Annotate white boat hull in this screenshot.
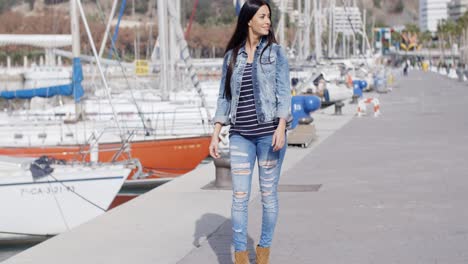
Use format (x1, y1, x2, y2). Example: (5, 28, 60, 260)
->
(0, 157, 131, 235)
(23, 67, 71, 80)
(326, 84, 353, 102)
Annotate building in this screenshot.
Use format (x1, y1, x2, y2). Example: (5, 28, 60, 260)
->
(420, 0, 451, 32)
(447, 0, 468, 21)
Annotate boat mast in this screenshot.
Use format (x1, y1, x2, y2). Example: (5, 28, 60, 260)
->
(157, 0, 170, 101)
(297, 0, 304, 61)
(362, 8, 366, 55)
(166, 0, 211, 120)
(313, 0, 322, 61)
(277, 0, 286, 47)
(168, 0, 181, 94)
(89, 0, 119, 83)
(98, 0, 119, 58)
(71, 0, 84, 120)
(328, 0, 334, 57)
(75, 0, 124, 138)
(304, 0, 311, 59)
(71, 0, 80, 70)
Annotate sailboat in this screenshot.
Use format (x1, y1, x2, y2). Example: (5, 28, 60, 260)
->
(0, 155, 134, 241)
(0, 0, 212, 181)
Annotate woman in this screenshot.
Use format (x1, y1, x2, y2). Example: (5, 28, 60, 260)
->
(209, 1, 291, 263)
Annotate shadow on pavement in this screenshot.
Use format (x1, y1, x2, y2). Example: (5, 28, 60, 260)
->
(193, 213, 255, 264)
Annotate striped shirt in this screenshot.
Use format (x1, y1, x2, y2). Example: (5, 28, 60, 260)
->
(230, 63, 277, 137)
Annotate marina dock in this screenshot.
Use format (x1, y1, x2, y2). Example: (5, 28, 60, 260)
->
(5, 70, 468, 263)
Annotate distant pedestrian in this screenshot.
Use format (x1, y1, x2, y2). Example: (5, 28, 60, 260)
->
(403, 62, 408, 76)
(209, 0, 291, 263)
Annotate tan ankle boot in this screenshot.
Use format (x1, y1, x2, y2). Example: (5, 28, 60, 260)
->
(234, 250, 250, 264)
(256, 246, 270, 264)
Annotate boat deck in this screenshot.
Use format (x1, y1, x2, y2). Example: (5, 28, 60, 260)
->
(5, 70, 468, 263)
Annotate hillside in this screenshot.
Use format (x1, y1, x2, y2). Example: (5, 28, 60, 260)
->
(2, 0, 419, 26)
(0, 0, 419, 61)
(0, 0, 419, 28)
(359, 0, 419, 27)
(0, 0, 237, 25)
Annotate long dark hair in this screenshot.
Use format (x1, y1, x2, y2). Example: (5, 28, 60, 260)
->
(223, 0, 277, 100)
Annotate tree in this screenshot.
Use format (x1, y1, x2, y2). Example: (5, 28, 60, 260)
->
(373, 0, 381, 8)
(392, 0, 404, 13)
(0, 0, 15, 13)
(436, 19, 455, 60)
(456, 11, 468, 63)
(44, 0, 67, 4)
(25, 0, 35, 10)
(404, 23, 420, 34)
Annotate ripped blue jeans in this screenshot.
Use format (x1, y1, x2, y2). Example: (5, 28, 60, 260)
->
(230, 133, 287, 252)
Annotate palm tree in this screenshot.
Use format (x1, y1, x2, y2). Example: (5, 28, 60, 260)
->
(456, 11, 468, 64)
(445, 20, 457, 50)
(420, 30, 432, 49)
(437, 19, 449, 61)
(405, 23, 420, 35)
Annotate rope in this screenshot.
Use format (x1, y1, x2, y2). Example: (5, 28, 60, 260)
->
(92, 0, 151, 136)
(47, 176, 71, 231)
(48, 173, 107, 212)
(339, 0, 371, 66)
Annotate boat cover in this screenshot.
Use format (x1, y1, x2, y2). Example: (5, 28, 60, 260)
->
(30, 156, 65, 179)
(0, 58, 84, 102)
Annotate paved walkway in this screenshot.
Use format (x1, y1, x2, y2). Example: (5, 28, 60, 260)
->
(6, 70, 468, 263)
(179, 70, 468, 263)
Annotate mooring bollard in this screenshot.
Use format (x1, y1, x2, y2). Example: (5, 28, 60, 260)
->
(456, 68, 464, 82)
(212, 127, 232, 189)
(213, 148, 231, 188)
(334, 101, 344, 115)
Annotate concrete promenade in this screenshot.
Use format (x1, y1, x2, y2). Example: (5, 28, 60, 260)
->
(5, 70, 468, 263)
(180, 70, 468, 263)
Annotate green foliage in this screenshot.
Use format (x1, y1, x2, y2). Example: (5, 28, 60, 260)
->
(404, 23, 420, 33)
(0, 0, 69, 13)
(44, 0, 68, 4)
(195, 0, 210, 24)
(420, 30, 432, 39)
(391, 30, 401, 43)
(393, 0, 404, 13)
(0, 0, 15, 13)
(25, 0, 34, 10)
(373, 0, 381, 8)
(134, 0, 148, 14)
(124, 0, 148, 15)
(375, 19, 388, 28)
(0, 49, 42, 65)
(269, 0, 280, 28)
(194, 0, 237, 25)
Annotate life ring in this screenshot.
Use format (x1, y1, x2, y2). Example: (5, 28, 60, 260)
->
(357, 98, 381, 117)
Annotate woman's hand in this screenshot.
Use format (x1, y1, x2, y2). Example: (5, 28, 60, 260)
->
(209, 123, 223, 159)
(271, 119, 286, 151)
(209, 136, 220, 159)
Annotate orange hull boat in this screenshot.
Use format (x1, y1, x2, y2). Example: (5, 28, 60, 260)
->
(0, 136, 211, 179)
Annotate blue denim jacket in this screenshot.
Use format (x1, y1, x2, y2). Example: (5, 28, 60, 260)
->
(213, 37, 291, 126)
